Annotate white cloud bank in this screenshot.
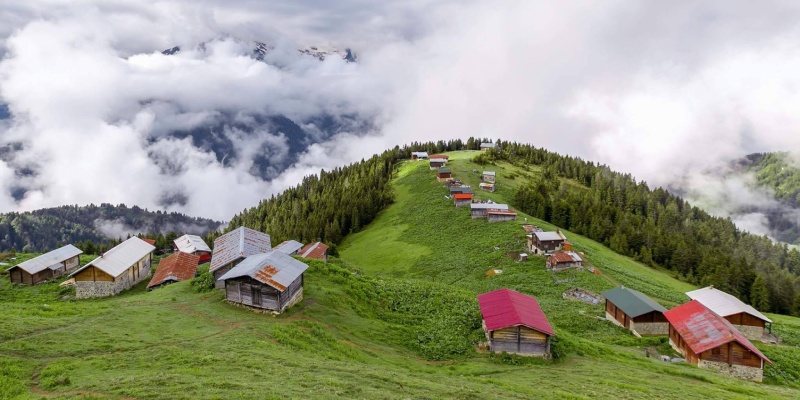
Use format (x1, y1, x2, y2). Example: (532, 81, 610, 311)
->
(2, 1, 800, 237)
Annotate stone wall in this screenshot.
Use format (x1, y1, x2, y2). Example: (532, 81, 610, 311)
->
(698, 360, 763, 382)
(632, 322, 668, 336)
(733, 324, 765, 342)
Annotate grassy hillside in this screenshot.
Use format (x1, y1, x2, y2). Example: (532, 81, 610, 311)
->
(2, 152, 800, 399)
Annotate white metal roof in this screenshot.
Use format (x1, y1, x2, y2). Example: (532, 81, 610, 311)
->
(480, 142, 496, 148)
(533, 231, 565, 241)
(411, 151, 429, 158)
(482, 171, 496, 176)
(11, 245, 83, 274)
(429, 157, 447, 162)
(471, 203, 509, 210)
(209, 227, 272, 272)
(174, 234, 212, 254)
(686, 286, 772, 323)
(71, 237, 155, 278)
(274, 240, 304, 255)
(217, 251, 309, 291)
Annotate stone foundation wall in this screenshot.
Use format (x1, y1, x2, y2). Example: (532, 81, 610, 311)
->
(698, 360, 763, 382)
(632, 322, 668, 336)
(75, 280, 124, 299)
(733, 324, 765, 342)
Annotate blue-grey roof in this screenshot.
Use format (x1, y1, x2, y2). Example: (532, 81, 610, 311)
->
(217, 251, 308, 291)
(274, 240, 304, 255)
(602, 286, 666, 318)
(12, 245, 82, 274)
(210, 227, 272, 273)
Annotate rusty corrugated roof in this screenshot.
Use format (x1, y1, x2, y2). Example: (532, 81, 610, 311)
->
(299, 242, 329, 260)
(209, 227, 272, 273)
(147, 252, 200, 289)
(549, 252, 581, 263)
(217, 251, 308, 291)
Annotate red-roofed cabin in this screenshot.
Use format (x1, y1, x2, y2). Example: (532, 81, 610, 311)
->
(664, 300, 772, 382)
(299, 242, 329, 261)
(141, 238, 156, 246)
(453, 193, 473, 207)
(478, 288, 555, 357)
(546, 252, 582, 271)
(147, 252, 200, 290)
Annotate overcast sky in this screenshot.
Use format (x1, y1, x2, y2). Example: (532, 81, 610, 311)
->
(2, 1, 800, 237)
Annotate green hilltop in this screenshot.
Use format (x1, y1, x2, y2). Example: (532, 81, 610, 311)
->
(2, 150, 800, 398)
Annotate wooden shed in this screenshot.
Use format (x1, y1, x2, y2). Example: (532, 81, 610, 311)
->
(664, 300, 771, 382)
(298, 242, 329, 261)
(601, 286, 668, 337)
(471, 203, 509, 218)
(527, 231, 566, 254)
(454, 193, 473, 207)
(173, 234, 212, 263)
(545, 252, 582, 271)
(482, 171, 496, 182)
(274, 240, 305, 256)
(436, 168, 452, 182)
(478, 288, 555, 357)
(209, 227, 272, 289)
(487, 209, 517, 222)
(147, 252, 200, 290)
(686, 286, 771, 341)
(218, 251, 309, 313)
(70, 237, 155, 299)
(7, 244, 83, 285)
(429, 158, 447, 169)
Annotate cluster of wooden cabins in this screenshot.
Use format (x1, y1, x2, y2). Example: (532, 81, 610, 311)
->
(6, 229, 329, 313)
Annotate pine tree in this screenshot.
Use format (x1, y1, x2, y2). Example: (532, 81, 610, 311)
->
(750, 276, 770, 312)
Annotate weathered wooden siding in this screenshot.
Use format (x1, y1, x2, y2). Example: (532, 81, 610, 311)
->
(633, 311, 668, 323)
(74, 266, 114, 282)
(224, 274, 304, 313)
(669, 325, 700, 365)
(489, 326, 549, 355)
(699, 342, 762, 368)
(213, 259, 242, 289)
(724, 313, 765, 328)
(64, 255, 80, 274)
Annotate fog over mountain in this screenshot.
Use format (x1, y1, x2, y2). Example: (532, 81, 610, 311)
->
(2, 1, 800, 238)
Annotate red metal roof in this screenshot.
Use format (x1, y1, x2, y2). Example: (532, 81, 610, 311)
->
(429, 154, 449, 159)
(141, 238, 156, 246)
(478, 288, 555, 336)
(664, 300, 771, 364)
(454, 193, 473, 200)
(299, 242, 329, 260)
(147, 252, 200, 289)
(549, 252, 580, 263)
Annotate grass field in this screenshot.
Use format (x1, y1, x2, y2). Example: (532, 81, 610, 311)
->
(1, 152, 800, 399)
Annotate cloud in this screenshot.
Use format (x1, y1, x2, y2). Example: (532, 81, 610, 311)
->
(2, 1, 800, 240)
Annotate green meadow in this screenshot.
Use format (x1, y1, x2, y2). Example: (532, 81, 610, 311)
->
(1, 152, 800, 399)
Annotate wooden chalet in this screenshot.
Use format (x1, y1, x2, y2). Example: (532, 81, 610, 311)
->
(147, 252, 200, 290)
(209, 227, 272, 289)
(429, 158, 447, 169)
(478, 288, 555, 357)
(411, 151, 429, 160)
(545, 252, 582, 271)
(487, 209, 517, 222)
(686, 286, 772, 342)
(482, 171, 496, 183)
(299, 242, 329, 261)
(436, 168, 452, 182)
(173, 234, 212, 263)
(274, 240, 304, 256)
(479, 182, 495, 192)
(527, 231, 566, 254)
(602, 286, 668, 337)
(7, 244, 83, 285)
(664, 300, 771, 382)
(480, 142, 496, 151)
(471, 203, 509, 218)
(454, 193, 473, 207)
(218, 251, 309, 313)
(70, 237, 155, 299)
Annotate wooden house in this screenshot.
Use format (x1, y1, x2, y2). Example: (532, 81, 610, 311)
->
(482, 171, 496, 182)
(173, 234, 212, 263)
(487, 209, 517, 222)
(454, 193, 473, 207)
(471, 203, 509, 218)
(664, 300, 771, 382)
(70, 237, 155, 299)
(209, 227, 272, 289)
(299, 242, 329, 261)
(480, 142, 496, 151)
(478, 288, 555, 357)
(274, 240, 304, 255)
(545, 252, 582, 271)
(147, 252, 200, 290)
(686, 286, 772, 341)
(7, 244, 83, 285)
(218, 251, 309, 313)
(479, 182, 495, 192)
(602, 286, 668, 337)
(411, 151, 429, 160)
(429, 158, 447, 169)
(527, 231, 566, 254)
(449, 186, 472, 195)
(436, 167, 452, 182)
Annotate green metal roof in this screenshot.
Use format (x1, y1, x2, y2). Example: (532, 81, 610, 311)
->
(601, 286, 666, 318)
(438, 168, 451, 173)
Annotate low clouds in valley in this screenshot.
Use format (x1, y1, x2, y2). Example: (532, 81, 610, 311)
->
(2, 1, 800, 240)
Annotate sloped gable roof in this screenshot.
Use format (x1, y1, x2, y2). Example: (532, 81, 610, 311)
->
(217, 251, 308, 291)
(71, 237, 155, 278)
(686, 286, 771, 323)
(471, 203, 509, 210)
(478, 288, 555, 336)
(209, 227, 272, 273)
(147, 252, 200, 289)
(664, 300, 770, 364)
(174, 234, 211, 254)
(602, 286, 666, 318)
(299, 242, 329, 260)
(11, 245, 83, 274)
(549, 252, 582, 264)
(533, 231, 564, 241)
(274, 240, 304, 255)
